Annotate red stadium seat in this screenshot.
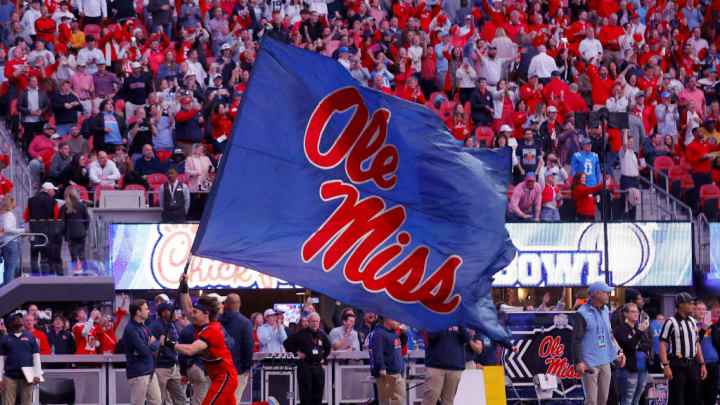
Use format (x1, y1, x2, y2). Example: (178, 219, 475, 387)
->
(474, 126, 495, 147)
(123, 184, 147, 197)
(668, 165, 688, 198)
(700, 183, 720, 220)
(83, 24, 101, 39)
(653, 156, 674, 180)
(177, 173, 189, 184)
(151, 184, 162, 206)
(439, 101, 456, 119)
(507, 184, 514, 199)
(146, 173, 168, 188)
(67, 185, 90, 202)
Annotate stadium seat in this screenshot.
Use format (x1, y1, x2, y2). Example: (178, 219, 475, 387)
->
(653, 156, 674, 183)
(146, 173, 168, 188)
(679, 157, 692, 171)
(124, 184, 147, 198)
(668, 165, 688, 199)
(507, 184, 514, 199)
(177, 173, 189, 184)
(680, 174, 696, 208)
(474, 126, 495, 147)
(83, 24, 101, 39)
(67, 185, 90, 202)
(151, 184, 162, 206)
(439, 101, 456, 119)
(713, 169, 720, 187)
(700, 184, 720, 221)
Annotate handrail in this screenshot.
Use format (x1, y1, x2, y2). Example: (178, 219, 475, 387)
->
(638, 167, 694, 221)
(0, 232, 48, 250)
(696, 212, 711, 270)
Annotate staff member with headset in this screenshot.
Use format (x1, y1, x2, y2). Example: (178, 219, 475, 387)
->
(659, 292, 708, 405)
(283, 312, 331, 405)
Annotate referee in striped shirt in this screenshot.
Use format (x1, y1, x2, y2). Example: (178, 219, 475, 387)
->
(659, 292, 708, 405)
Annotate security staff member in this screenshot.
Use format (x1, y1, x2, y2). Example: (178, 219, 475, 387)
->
(659, 292, 708, 405)
(283, 312, 331, 405)
(159, 167, 190, 223)
(0, 313, 43, 405)
(150, 301, 185, 405)
(369, 317, 405, 405)
(24, 182, 60, 275)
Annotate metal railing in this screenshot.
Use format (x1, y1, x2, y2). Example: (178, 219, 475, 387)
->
(0, 232, 48, 250)
(639, 165, 694, 221)
(697, 212, 711, 271)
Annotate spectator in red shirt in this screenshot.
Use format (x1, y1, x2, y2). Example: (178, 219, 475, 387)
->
(685, 127, 720, 206)
(23, 313, 51, 354)
(587, 61, 615, 109)
(598, 14, 624, 66)
(445, 103, 471, 141)
(34, 5, 56, 46)
(572, 171, 606, 221)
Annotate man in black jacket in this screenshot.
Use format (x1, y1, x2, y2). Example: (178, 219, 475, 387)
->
(119, 62, 153, 125)
(219, 293, 254, 402)
(470, 78, 493, 128)
(147, 0, 173, 36)
(25, 182, 60, 275)
(50, 81, 83, 137)
(266, 10, 291, 43)
(18, 75, 50, 153)
(538, 106, 563, 154)
(284, 312, 331, 405)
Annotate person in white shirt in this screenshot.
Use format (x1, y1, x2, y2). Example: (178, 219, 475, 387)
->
(88, 150, 121, 187)
(256, 309, 287, 353)
(51, 2, 74, 24)
(538, 152, 569, 187)
(619, 131, 641, 219)
(185, 49, 206, 88)
(20, 0, 42, 35)
(606, 83, 629, 112)
(456, 58, 477, 103)
(688, 27, 709, 56)
(477, 45, 513, 88)
(337, 46, 351, 70)
(78, 0, 107, 25)
(579, 29, 603, 63)
(77, 37, 105, 75)
(528, 45, 558, 84)
(328, 312, 360, 352)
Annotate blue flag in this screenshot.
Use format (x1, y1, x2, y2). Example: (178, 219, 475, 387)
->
(192, 38, 517, 341)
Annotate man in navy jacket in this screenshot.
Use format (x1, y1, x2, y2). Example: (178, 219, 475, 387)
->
(421, 327, 471, 405)
(369, 317, 405, 405)
(123, 299, 162, 405)
(0, 313, 42, 405)
(150, 301, 185, 405)
(219, 293, 254, 402)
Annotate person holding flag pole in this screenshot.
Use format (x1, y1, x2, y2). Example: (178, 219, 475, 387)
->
(163, 273, 239, 405)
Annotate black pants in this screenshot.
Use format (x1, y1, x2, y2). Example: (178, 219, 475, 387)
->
(701, 362, 719, 405)
(459, 88, 473, 105)
(68, 237, 85, 262)
(22, 121, 43, 153)
(296, 363, 324, 405)
(668, 359, 700, 405)
(82, 15, 102, 27)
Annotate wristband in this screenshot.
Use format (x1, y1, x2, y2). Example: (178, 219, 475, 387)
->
(179, 278, 189, 294)
(699, 362, 706, 366)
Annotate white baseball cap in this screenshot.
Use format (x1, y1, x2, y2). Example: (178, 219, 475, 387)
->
(131, 61, 142, 69)
(547, 106, 558, 113)
(499, 124, 513, 133)
(207, 293, 226, 303)
(41, 182, 58, 191)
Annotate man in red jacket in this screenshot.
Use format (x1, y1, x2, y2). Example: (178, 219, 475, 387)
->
(34, 6, 56, 47)
(587, 61, 615, 110)
(598, 14, 624, 65)
(685, 127, 720, 207)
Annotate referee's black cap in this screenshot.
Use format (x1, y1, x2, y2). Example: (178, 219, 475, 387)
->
(675, 292, 696, 306)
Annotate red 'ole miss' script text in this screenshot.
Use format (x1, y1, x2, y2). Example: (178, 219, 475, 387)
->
(301, 87, 462, 314)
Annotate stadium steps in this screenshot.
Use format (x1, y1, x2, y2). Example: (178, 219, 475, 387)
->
(0, 276, 115, 315)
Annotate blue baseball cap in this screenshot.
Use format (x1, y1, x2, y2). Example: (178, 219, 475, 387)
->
(158, 301, 174, 313)
(338, 46, 350, 53)
(661, 90, 671, 98)
(6, 312, 21, 324)
(580, 137, 592, 145)
(588, 280, 613, 295)
(524, 172, 537, 181)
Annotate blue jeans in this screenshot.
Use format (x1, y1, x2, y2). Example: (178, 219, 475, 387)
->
(616, 368, 638, 405)
(55, 123, 73, 136)
(2, 240, 19, 286)
(605, 151, 619, 181)
(539, 207, 560, 222)
(631, 369, 647, 405)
